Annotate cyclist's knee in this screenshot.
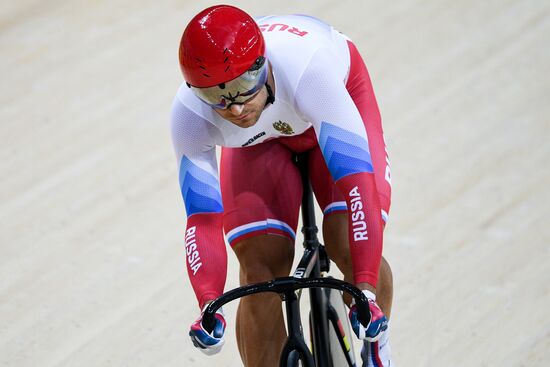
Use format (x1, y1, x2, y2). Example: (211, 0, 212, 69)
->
(322, 214, 352, 273)
(240, 263, 280, 285)
(233, 235, 295, 285)
(328, 245, 351, 270)
(379, 256, 393, 284)
(378, 256, 393, 289)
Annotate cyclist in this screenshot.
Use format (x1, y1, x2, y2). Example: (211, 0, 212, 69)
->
(171, 5, 394, 367)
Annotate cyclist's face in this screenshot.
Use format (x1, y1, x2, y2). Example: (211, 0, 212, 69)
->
(213, 87, 267, 128)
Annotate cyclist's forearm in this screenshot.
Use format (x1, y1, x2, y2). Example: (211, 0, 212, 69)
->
(184, 212, 228, 308)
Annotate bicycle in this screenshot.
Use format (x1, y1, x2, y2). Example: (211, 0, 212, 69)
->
(201, 153, 371, 367)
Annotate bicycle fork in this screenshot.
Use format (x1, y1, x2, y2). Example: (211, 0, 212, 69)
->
(280, 290, 315, 367)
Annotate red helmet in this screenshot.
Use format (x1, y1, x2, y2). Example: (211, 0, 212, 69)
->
(179, 5, 266, 88)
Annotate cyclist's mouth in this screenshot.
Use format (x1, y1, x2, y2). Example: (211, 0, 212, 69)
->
(236, 112, 250, 121)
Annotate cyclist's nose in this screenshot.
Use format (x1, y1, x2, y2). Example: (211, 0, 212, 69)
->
(228, 104, 245, 116)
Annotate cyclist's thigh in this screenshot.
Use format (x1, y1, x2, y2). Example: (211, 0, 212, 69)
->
(308, 147, 349, 264)
(220, 140, 302, 249)
(308, 145, 347, 217)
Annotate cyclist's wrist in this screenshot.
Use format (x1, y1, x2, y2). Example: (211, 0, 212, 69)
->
(362, 289, 376, 301)
(200, 301, 224, 318)
(355, 282, 376, 298)
(201, 299, 215, 309)
(198, 295, 219, 310)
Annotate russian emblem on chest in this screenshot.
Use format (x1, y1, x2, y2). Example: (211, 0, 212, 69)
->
(273, 120, 295, 135)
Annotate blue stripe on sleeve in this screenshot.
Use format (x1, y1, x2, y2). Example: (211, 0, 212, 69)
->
(319, 122, 374, 180)
(179, 156, 223, 216)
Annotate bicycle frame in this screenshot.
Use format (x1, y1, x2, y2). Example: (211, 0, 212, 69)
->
(295, 152, 332, 367)
(202, 154, 370, 367)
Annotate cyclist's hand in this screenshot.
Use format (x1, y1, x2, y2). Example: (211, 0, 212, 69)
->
(349, 290, 388, 342)
(189, 306, 226, 355)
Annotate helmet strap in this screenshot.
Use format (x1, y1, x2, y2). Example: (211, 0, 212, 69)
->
(264, 82, 275, 107)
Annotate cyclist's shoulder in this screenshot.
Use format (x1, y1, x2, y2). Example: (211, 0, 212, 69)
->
(260, 15, 350, 91)
(172, 84, 224, 128)
(171, 84, 221, 155)
(256, 14, 335, 38)
(261, 14, 348, 57)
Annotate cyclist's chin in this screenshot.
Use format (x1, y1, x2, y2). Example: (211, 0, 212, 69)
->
(236, 120, 257, 128)
(231, 114, 259, 128)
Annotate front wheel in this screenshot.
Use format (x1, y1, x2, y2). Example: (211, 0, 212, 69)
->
(326, 285, 357, 366)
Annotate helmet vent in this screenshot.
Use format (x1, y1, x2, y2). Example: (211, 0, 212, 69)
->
(225, 66, 230, 72)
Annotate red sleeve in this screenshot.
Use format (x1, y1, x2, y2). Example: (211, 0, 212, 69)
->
(335, 172, 384, 287)
(184, 213, 227, 308)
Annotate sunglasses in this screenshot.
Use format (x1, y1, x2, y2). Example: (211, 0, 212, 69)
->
(188, 57, 268, 109)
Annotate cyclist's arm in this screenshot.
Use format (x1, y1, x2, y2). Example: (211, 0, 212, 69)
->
(295, 48, 384, 288)
(170, 99, 227, 308)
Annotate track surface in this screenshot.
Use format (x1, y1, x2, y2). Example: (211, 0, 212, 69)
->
(1, 1, 548, 366)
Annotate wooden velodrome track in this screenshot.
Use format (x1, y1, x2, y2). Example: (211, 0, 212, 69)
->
(1, 0, 548, 366)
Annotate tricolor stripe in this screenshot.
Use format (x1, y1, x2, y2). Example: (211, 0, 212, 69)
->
(370, 341, 383, 367)
(381, 209, 389, 223)
(324, 201, 348, 215)
(226, 219, 296, 246)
